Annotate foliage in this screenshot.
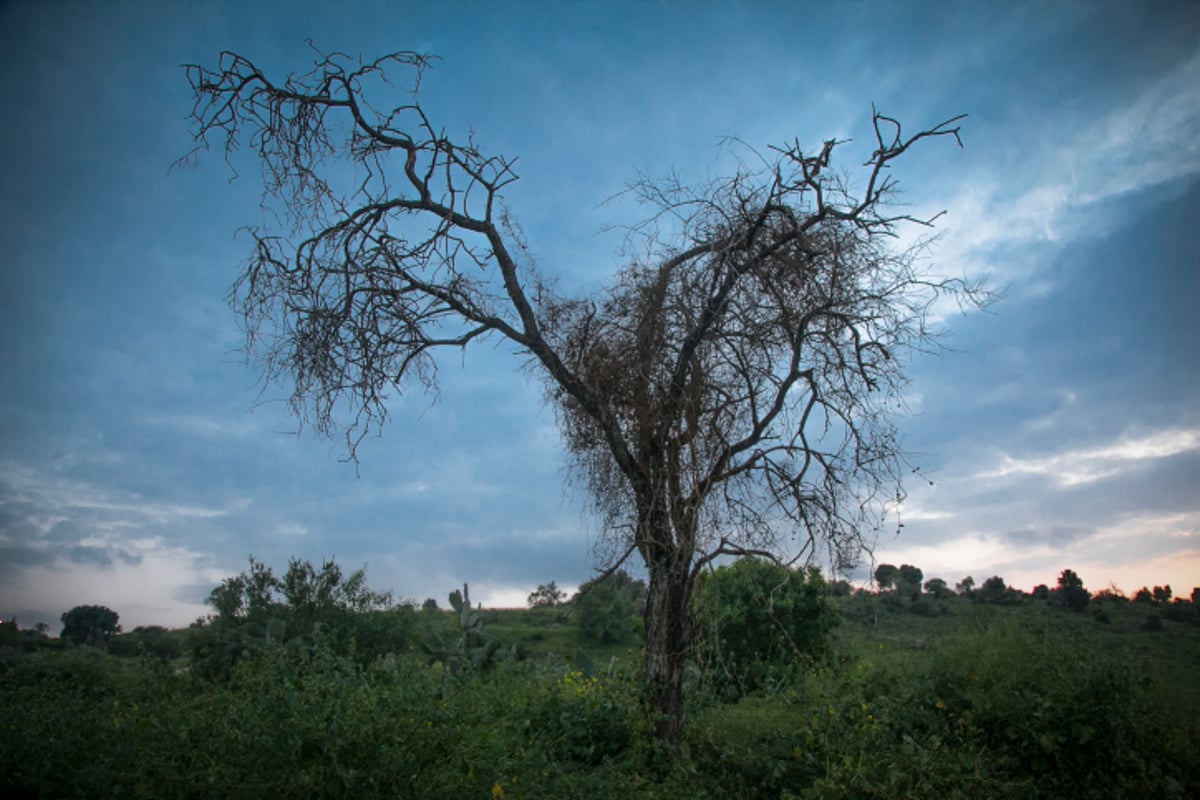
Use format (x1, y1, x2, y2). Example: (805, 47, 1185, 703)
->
(528, 581, 567, 608)
(956, 575, 975, 595)
(422, 584, 517, 684)
(1053, 569, 1089, 612)
(2, 593, 1198, 799)
(188, 556, 401, 679)
(874, 563, 898, 591)
(574, 582, 638, 645)
(575, 570, 647, 612)
(0, 620, 19, 650)
(896, 564, 924, 600)
(106, 626, 184, 660)
(529, 668, 638, 765)
(976, 575, 1021, 605)
(60, 605, 121, 646)
(692, 558, 837, 693)
(923, 577, 952, 599)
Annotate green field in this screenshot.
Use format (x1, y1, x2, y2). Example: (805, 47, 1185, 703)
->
(2, 591, 1197, 799)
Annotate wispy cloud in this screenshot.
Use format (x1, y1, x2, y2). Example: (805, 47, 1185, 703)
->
(0, 460, 245, 526)
(925, 47, 1200, 290)
(977, 428, 1200, 487)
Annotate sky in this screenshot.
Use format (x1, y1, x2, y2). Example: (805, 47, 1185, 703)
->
(1, 0, 1197, 632)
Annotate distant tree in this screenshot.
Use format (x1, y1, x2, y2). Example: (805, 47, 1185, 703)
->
(829, 579, 853, 597)
(1192, 587, 1200, 606)
(874, 564, 900, 591)
(956, 576, 975, 596)
(977, 576, 1014, 604)
(1052, 569, 1089, 612)
(279, 557, 393, 630)
(897, 564, 924, 600)
(0, 618, 18, 648)
(422, 597, 439, 612)
(1030, 584, 1050, 600)
(190, 556, 397, 679)
(923, 577, 951, 599)
(182, 47, 978, 746)
(1092, 584, 1127, 604)
(206, 556, 280, 621)
(1152, 585, 1173, 604)
(60, 605, 121, 646)
(1133, 587, 1154, 604)
(527, 581, 567, 608)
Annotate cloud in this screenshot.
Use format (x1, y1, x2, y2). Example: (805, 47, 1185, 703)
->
(875, 423, 1200, 591)
(0, 535, 230, 631)
(0, 459, 249, 625)
(920, 47, 1200, 294)
(1003, 524, 1093, 548)
(977, 428, 1200, 487)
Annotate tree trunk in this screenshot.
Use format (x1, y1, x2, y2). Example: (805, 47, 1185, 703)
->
(643, 555, 692, 749)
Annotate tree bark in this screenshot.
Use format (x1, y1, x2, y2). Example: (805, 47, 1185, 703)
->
(643, 552, 693, 749)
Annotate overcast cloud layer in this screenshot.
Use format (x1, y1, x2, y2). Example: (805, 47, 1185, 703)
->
(1, 0, 1197, 631)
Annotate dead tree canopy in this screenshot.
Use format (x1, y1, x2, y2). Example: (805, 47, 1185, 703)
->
(181, 47, 982, 748)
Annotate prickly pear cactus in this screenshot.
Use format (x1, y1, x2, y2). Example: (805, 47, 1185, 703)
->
(422, 583, 516, 687)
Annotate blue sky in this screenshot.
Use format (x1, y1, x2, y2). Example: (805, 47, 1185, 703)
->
(1, 0, 1197, 631)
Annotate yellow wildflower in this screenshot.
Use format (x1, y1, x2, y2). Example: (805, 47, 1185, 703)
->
(492, 783, 505, 799)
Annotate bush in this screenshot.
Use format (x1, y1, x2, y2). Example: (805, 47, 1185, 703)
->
(530, 668, 637, 764)
(1, 615, 1196, 800)
(575, 582, 637, 645)
(693, 558, 837, 693)
(187, 556, 402, 679)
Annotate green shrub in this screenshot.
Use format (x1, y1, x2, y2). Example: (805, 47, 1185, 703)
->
(692, 558, 837, 693)
(3, 592, 1195, 800)
(575, 582, 637, 645)
(529, 667, 637, 764)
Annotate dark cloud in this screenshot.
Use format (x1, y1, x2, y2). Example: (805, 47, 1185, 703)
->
(65, 545, 142, 568)
(0, 544, 57, 578)
(45, 519, 86, 543)
(1004, 525, 1094, 548)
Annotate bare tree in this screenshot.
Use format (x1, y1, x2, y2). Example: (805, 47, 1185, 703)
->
(181, 47, 982, 747)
